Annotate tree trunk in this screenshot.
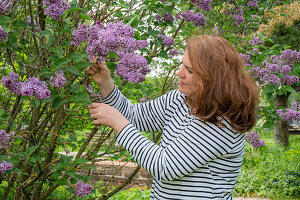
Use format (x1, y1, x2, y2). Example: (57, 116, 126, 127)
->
(274, 94, 289, 147)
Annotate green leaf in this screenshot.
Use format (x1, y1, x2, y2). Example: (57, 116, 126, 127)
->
(69, 82, 81, 93)
(79, 13, 93, 20)
(114, 10, 123, 17)
(68, 7, 85, 13)
(0, 155, 9, 162)
(8, 33, 17, 43)
(31, 99, 40, 108)
(66, 169, 76, 178)
(60, 154, 73, 165)
(73, 158, 89, 165)
(128, 16, 138, 28)
(29, 157, 37, 163)
(282, 86, 296, 94)
(52, 171, 62, 178)
(25, 146, 38, 156)
(0, 16, 11, 24)
(8, 156, 19, 164)
(40, 29, 52, 36)
(264, 38, 274, 44)
(54, 163, 67, 171)
(14, 20, 31, 28)
(106, 62, 116, 73)
(135, 31, 141, 40)
(55, 178, 68, 185)
(283, 44, 292, 49)
(159, 50, 168, 59)
(65, 65, 80, 75)
(262, 84, 278, 95)
(71, 92, 91, 103)
(40, 67, 52, 78)
(69, 134, 77, 142)
(70, 177, 77, 184)
(52, 96, 67, 110)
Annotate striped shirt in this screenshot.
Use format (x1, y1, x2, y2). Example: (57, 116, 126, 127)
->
(102, 86, 245, 200)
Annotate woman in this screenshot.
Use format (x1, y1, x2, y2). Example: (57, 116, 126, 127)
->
(87, 35, 259, 199)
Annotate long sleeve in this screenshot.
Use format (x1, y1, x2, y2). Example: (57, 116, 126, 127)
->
(116, 119, 243, 182)
(102, 85, 178, 132)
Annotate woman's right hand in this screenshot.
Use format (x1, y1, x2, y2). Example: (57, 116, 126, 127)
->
(86, 62, 111, 85)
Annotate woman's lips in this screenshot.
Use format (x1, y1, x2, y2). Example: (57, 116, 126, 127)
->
(179, 81, 185, 85)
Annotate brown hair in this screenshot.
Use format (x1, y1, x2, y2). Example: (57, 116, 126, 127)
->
(186, 35, 259, 133)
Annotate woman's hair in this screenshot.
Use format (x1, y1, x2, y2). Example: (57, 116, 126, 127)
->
(186, 35, 259, 133)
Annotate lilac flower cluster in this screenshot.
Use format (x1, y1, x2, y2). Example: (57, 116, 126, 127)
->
(249, 49, 300, 85)
(245, 131, 265, 148)
(72, 21, 151, 83)
(168, 49, 179, 57)
(50, 70, 66, 88)
(73, 181, 93, 198)
(43, 0, 70, 21)
(190, 0, 212, 11)
(156, 12, 174, 22)
(0, 161, 13, 173)
(232, 7, 245, 25)
(116, 52, 150, 83)
(157, 34, 175, 47)
(0, 0, 13, 15)
(0, 129, 14, 149)
(176, 10, 206, 27)
(249, 36, 264, 47)
(2, 72, 51, 99)
(277, 102, 300, 121)
(0, 25, 8, 42)
(247, 0, 258, 7)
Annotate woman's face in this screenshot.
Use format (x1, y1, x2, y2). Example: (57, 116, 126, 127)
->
(176, 50, 196, 96)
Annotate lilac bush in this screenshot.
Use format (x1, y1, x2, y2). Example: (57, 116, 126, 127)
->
(0, 0, 13, 15)
(157, 34, 175, 47)
(168, 49, 179, 57)
(190, 0, 212, 11)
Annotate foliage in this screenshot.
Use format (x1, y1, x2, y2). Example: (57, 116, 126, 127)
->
(233, 132, 300, 199)
(0, 0, 299, 199)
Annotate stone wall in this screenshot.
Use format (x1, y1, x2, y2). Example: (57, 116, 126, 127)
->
(89, 160, 153, 190)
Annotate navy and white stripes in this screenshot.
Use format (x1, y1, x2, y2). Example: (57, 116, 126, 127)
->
(102, 86, 245, 200)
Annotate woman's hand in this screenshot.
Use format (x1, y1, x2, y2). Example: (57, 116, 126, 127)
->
(86, 62, 111, 85)
(88, 103, 130, 133)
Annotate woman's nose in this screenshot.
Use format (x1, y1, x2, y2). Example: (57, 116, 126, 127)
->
(176, 66, 184, 78)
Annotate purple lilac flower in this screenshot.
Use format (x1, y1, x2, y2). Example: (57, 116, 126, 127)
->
(277, 102, 300, 121)
(249, 49, 299, 85)
(71, 21, 150, 82)
(71, 25, 89, 46)
(0, 161, 13, 173)
(73, 181, 93, 198)
(116, 52, 150, 83)
(247, 0, 258, 7)
(43, 0, 70, 21)
(50, 70, 66, 88)
(0, 130, 14, 149)
(232, 7, 245, 25)
(0, 0, 13, 15)
(190, 0, 212, 11)
(168, 49, 179, 57)
(249, 36, 264, 46)
(2, 72, 21, 95)
(245, 131, 265, 148)
(0, 25, 8, 42)
(178, 10, 206, 27)
(157, 34, 175, 47)
(156, 12, 174, 22)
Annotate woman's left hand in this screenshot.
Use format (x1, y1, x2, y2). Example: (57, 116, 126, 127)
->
(88, 103, 130, 133)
